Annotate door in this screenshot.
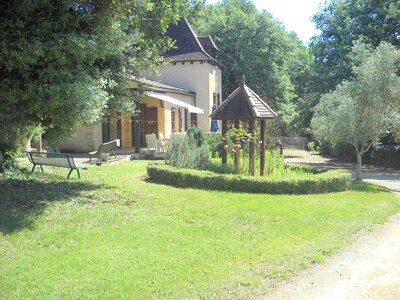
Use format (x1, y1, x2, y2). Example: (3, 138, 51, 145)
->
(132, 105, 158, 148)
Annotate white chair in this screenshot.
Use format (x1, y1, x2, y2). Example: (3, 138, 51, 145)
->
(145, 133, 159, 154)
(158, 132, 167, 153)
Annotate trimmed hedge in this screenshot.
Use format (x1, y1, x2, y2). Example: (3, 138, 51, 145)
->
(147, 164, 351, 194)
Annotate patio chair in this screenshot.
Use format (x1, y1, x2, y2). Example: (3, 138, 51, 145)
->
(145, 133, 159, 154)
(158, 132, 167, 153)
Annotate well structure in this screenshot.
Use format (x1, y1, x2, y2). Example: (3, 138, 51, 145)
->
(210, 75, 277, 176)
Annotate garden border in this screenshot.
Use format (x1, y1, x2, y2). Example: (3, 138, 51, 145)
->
(147, 164, 352, 194)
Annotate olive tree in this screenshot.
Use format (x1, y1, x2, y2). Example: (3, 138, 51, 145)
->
(312, 42, 400, 180)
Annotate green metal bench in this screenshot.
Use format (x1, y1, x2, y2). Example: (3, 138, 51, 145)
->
(26, 151, 85, 179)
(88, 140, 118, 162)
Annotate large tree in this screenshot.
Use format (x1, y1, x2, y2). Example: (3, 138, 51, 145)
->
(0, 0, 188, 156)
(311, 42, 400, 180)
(191, 0, 314, 135)
(311, 0, 400, 93)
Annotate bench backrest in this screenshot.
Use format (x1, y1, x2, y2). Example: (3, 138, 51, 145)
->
(97, 140, 118, 153)
(26, 151, 76, 169)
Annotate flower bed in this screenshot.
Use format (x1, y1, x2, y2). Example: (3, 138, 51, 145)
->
(147, 164, 351, 194)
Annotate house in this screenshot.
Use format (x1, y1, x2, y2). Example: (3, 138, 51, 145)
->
(57, 18, 222, 153)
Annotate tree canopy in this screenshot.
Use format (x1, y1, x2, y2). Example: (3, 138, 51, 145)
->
(310, 0, 400, 92)
(0, 0, 188, 152)
(190, 0, 314, 135)
(311, 42, 400, 179)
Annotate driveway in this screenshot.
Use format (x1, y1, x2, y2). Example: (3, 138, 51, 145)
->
(260, 150, 400, 300)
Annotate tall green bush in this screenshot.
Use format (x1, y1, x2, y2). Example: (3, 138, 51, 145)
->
(186, 126, 206, 147)
(165, 128, 209, 169)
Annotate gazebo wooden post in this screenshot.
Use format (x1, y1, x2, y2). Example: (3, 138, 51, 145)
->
(222, 120, 228, 165)
(260, 120, 266, 176)
(234, 120, 240, 173)
(248, 120, 255, 176)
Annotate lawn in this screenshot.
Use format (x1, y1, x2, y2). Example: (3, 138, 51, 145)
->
(0, 160, 399, 299)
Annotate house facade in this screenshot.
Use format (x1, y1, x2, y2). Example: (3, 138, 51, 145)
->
(57, 18, 222, 152)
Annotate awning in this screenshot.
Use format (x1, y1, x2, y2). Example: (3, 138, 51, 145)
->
(146, 92, 204, 114)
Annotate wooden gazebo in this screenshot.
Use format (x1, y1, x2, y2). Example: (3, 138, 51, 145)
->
(210, 75, 277, 176)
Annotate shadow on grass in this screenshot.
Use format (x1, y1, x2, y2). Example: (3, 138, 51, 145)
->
(350, 180, 390, 193)
(0, 175, 100, 234)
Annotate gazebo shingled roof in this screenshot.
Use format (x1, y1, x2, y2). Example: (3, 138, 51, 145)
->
(210, 76, 277, 120)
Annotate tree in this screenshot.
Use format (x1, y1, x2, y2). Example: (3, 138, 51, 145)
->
(191, 0, 314, 135)
(311, 42, 400, 180)
(310, 0, 400, 93)
(0, 0, 188, 158)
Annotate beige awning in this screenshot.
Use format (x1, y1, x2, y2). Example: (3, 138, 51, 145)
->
(147, 92, 204, 114)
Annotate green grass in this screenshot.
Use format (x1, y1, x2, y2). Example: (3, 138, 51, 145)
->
(0, 161, 399, 299)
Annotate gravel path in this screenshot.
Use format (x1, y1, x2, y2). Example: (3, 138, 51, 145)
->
(260, 150, 400, 300)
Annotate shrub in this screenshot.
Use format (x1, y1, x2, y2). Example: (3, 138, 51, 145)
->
(332, 141, 400, 168)
(186, 126, 206, 146)
(332, 142, 356, 162)
(147, 164, 351, 194)
(317, 140, 333, 155)
(0, 150, 18, 173)
(203, 159, 235, 174)
(206, 132, 222, 158)
(164, 130, 209, 169)
(367, 143, 400, 168)
(307, 141, 317, 152)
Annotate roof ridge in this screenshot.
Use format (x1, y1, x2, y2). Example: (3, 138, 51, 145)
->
(246, 86, 277, 117)
(243, 85, 258, 117)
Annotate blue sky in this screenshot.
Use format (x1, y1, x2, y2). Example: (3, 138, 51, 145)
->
(205, 0, 324, 43)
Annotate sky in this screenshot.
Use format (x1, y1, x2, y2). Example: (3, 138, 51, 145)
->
(205, 0, 325, 44)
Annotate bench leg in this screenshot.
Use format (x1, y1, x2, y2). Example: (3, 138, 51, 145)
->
(31, 165, 44, 174)
(89, 155, 93, 163)
(67, 169, 81, 179)
(111, 150, 117, 158)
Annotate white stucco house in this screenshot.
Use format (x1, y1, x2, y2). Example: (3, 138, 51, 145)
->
(57, 18, 223, 152)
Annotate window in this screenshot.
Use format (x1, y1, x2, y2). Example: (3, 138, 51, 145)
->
(171, 108, 176, 132)
(190, 113, 198, 127)
(213, 92, 221, 106)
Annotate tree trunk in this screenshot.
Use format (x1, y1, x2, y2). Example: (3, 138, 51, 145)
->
(356, 152, 363, 180)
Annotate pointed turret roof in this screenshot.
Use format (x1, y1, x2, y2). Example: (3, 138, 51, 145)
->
(165, 18, 222, 67)
(210, 76, 277, 120)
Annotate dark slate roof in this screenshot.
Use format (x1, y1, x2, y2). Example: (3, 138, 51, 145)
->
(165, 18, 222, 67)
(210, 76, 277, 120)
(198, 36, 219, 51)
